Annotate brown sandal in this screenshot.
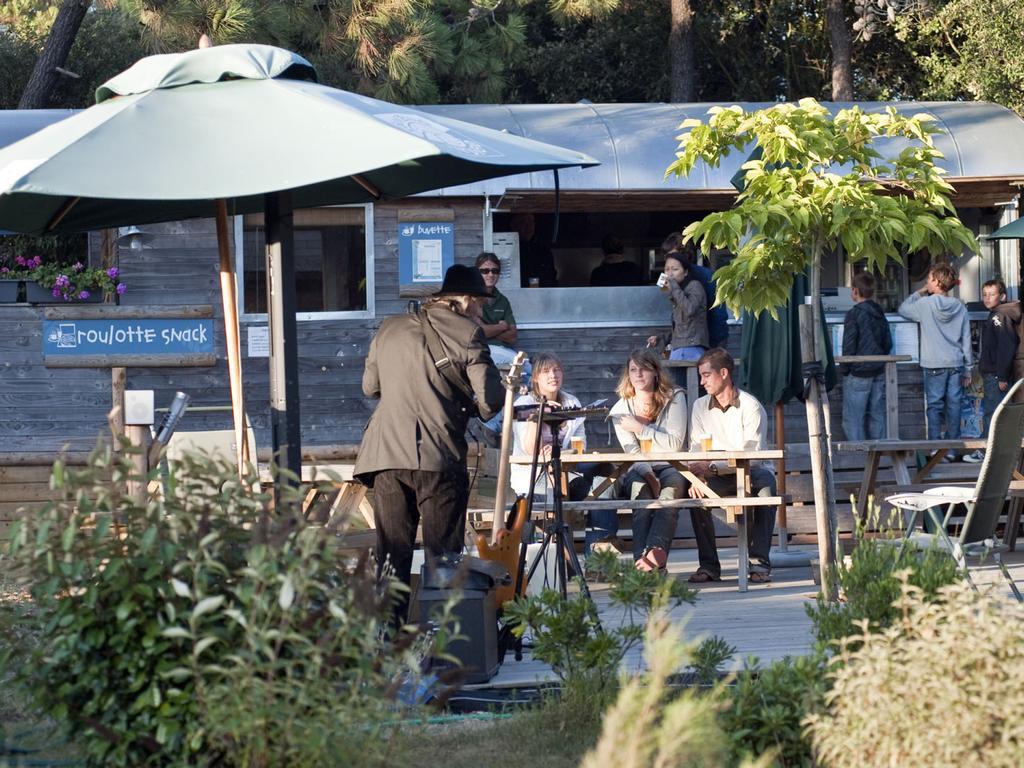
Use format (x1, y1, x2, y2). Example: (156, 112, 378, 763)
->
(636, 547, 668, 573)
(686, 569, 719, 583)
(748, 570, 772, 584)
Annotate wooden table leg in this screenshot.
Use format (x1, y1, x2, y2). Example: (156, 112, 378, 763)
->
(892, 450, 913, 485)
(736, 462, 749, 593)
(856, 450, 881, 523)
(587, 462, 626, 500)
(913, 449, 946, 483)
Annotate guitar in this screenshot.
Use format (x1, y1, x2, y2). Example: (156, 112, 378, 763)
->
(490, 351, 527, 544)
(476, 495, 529, 609)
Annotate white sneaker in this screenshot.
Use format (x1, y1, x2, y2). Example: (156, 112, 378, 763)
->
(963, 449, 985, 464)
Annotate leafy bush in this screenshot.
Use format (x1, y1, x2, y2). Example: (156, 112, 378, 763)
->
(719, 655, 827, 768)
(0, 444, 431, 767)
(581, 607, 769, 768)
(809, 577, 1024, 767)
(806, 526, 960, 651)
(502, 549, 696, 719)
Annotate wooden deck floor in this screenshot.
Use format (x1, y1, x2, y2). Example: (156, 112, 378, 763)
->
(477, 546, 1024, 690)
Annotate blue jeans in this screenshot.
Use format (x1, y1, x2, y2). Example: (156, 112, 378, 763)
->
(842, 373, 886, 441)
(981, 374, 1004, 438)
(619, 466, 687, 560)
(669, 345, 705, 362)
(923, 368, 963, 441)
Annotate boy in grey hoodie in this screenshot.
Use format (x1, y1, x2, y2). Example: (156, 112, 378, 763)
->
(898, 263, 972, 450)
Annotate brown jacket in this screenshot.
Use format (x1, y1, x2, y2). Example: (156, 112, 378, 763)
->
(354, 304, 503, 483)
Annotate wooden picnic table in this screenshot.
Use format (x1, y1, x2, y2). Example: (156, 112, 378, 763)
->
(835, 438, 1024, 524)
(510, 449, 783, 592)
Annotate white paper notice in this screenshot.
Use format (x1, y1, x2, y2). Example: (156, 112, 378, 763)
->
(248, 325, 269, 358)
(892, 323, 919, 363)
(412, 239, 443, 282)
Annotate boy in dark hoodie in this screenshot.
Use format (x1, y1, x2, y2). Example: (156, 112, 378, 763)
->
(966, 279, 1022, 462)
(899, 263, 973, 451)
(840, 272, 892, 440)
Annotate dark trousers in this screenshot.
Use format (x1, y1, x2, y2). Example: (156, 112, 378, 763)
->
(689, 466, 776, 579)
(372, 467, 469, 623)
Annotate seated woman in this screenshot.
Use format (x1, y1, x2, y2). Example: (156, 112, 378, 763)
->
(510, 353, 611, 551)
(609, 348, 688, 572)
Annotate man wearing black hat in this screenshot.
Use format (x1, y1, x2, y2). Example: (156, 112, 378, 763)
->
(355, 264, 504, 623)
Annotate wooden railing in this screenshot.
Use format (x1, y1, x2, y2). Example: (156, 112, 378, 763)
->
(834, 354, 913, 438)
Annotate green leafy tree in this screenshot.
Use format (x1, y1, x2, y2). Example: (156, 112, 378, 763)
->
(666, 98, 977, 596)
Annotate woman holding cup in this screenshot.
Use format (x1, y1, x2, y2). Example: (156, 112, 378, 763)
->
(647, 251, 708, 362)
(609, 348, 688, 572)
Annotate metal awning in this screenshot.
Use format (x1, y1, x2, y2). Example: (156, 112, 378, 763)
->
(415, 101, 1024, 207)
(2, 102, 1022, 207)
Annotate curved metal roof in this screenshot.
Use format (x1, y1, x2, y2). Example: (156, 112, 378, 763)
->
(415, 101, 1024, 196)
(1, 102, 1022, 198)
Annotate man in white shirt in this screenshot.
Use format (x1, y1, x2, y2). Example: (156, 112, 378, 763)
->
(685, 348, 777, 584)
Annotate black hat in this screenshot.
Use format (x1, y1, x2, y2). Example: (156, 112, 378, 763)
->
(435, 264, 489, 298)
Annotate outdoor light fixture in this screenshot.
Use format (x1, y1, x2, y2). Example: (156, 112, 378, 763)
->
(116, 225, 154, 250)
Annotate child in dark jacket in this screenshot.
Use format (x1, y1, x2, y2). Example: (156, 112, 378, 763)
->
(841, 272, 892, 440)
(968, 279, 1023, 461)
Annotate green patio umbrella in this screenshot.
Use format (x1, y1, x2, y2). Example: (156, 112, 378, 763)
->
(0, 44, 598, 481)
(988, 218, 1024, 239)
(740, 271, 836, 555)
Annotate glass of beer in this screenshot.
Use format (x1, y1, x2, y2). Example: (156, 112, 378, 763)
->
(639, 437, 653, 453)
(570, 436, 584, 454)
(701, 436, 714, 452)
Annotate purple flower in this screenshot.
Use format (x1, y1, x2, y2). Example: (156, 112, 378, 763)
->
(14, 256, 25, 266)
(72, 261, 84, 272)
(29, 256, 41, 268)
(54, 274, 70, 289)
(78, 290, 90, 300)
(0, 267, 8, 274)
(51, 286, 62, 298)
(116, 283, 127, 295)
(107, 267, 119, 279)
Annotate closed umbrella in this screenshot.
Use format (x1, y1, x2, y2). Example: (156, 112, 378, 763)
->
(740, 271, 836, 556)
(0, 44, 597, 483)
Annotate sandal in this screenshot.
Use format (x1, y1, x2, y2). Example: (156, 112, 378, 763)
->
(748, 570, 772, 584)
(636, 547, 668, 573)
(686, 568, 719, 583)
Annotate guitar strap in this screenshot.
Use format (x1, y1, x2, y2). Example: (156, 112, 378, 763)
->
(418, 308, 478, 415)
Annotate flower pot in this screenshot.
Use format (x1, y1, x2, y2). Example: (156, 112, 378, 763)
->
(25, 281, 103, 304)
(0, 279, 21, 303)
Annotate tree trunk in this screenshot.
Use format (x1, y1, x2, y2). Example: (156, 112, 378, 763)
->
(18, 0, 92, 109)
(826, 0, 853, 100)
(801, 246, 839, 600)
(669, 0, 696, 102)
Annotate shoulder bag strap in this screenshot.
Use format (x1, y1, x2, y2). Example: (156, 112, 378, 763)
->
(418, 308, 476, 405)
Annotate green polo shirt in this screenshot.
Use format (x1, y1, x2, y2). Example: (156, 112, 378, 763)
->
(481, 288, 516, 348)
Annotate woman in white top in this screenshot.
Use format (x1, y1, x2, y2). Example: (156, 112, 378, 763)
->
(510, 352, 586, 498)
(609, 348, 688, 571)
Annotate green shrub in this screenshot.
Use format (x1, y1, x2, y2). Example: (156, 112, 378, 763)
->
(0, 444, 432, 767)
(808, 577, 1024, 768)
(719, 654, 827, 768)
(581, 608, 769, 768)
(806, 526, 960, 651)
(502, 549, 696, 719)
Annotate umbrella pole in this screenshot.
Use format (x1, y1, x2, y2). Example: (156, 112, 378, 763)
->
(264, 191, 302, 499)
(775, 401, 788, 551)
(215, 200, 249, 479)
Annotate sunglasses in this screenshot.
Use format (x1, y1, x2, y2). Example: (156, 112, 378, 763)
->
(478, 267, 500, 275)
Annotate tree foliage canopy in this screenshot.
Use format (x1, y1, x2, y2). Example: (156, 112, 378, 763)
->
(667, 98, 978, 317)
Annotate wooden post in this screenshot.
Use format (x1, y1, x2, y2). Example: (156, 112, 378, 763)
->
(686, 364, 699, 403)
(126, 424, 150, 505)
(885, 359, 899, 438)
(215, 200, 249, 476)
(111, 367, 126, 446)
(799, 301, 838, 600)
(774, 401, 788, 550)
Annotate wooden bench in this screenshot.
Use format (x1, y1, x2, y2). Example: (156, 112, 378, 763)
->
(0, 452, 93, 540)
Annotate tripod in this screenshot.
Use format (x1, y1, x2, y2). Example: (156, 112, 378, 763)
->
(514, 400, 594, 601)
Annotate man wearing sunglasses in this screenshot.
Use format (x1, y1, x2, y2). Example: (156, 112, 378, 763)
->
(474, 252, 531, 440)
